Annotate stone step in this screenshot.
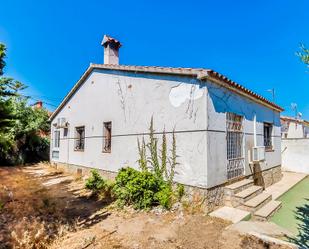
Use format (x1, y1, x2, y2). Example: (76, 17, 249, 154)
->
(209, 206, 251, 224)
(234, 186, 263, 204)
(225, 179, 254, 198)
(253, 201, 282, 221)
(240, 192, 272, 213)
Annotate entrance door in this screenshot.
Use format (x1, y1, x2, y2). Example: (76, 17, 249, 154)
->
(226, 113, 244, 179)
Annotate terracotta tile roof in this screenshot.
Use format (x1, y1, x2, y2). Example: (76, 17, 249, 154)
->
(281, 116, 309, 125)
(49, 64, 283, 121)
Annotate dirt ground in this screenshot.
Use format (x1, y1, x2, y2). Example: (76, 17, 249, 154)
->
(0, 164, 292, 249)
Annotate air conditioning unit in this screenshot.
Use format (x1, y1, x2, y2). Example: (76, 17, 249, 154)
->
(252, 146, 265, 162)
(56, 118, 68, 128)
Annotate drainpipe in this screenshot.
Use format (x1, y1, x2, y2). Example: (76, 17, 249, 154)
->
(254, 114, 257, 147)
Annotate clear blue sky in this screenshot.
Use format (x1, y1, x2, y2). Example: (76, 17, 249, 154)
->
(0, 0, 308, 118)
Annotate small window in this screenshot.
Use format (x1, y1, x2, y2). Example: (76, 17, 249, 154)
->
(54, 130, 60, 148)
(264, 123, 273, 150)
(103, 122, 112, 153)
(63, 128, 68, 137)
(52, 150, 59, 159)
(75, 126, 85, 151)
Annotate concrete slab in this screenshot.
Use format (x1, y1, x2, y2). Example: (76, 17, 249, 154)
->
(209, 206, 251, 223)
(243, 192, 271, 208)
(264, 171, 307, 200)
(227, 220, 293, 238)
(254, 200, 281, 219)
(235, 185, 262, 198)
(225, 179, 253, 190)
(42, 176, 73, 186)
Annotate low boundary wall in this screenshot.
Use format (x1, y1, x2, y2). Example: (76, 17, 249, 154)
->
(282, 138, 309, 174)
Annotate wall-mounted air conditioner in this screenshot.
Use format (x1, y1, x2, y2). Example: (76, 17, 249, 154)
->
(56, 118, 68, 128)
(252, 146, 265, 162)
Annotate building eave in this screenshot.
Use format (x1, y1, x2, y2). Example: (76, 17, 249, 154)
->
(49, 64, 283, 121)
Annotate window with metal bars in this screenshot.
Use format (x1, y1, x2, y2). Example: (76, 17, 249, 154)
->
(226, 113, 244, 179)
(263, 123, 273, 150)
(103, 122, 112, 153)
(226, 113, 243, 160)
(74, 126, 85, 151)
(53, 130, 60, 148)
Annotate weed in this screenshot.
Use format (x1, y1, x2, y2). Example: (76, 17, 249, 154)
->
(85, 169, 107, 195)
(176, 183, 185, 201)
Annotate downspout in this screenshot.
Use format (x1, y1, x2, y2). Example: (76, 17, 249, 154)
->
(253, 113, 257, 147)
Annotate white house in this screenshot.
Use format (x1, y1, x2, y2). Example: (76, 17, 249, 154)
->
(281, 115, 309, 138)
(50, 35, 283, 196)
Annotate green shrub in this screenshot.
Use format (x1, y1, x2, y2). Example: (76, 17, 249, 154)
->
(0, 200, 3, 211)
(113, 167, 163, 209)
(176, 183, 185, 200)
(103, 180, 115, 200)
(113, 118, 180, 210)
(85, 169, 107, 195)
(155, 183, 173, 209)
(113, 167, 176, 210)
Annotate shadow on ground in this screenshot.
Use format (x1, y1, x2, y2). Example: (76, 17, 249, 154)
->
(0, 165, 111, 248)
(287, 199, 309, 249)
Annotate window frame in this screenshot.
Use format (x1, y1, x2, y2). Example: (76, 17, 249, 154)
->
(74, 126, 85, 151)
(263, 122, 273, 151)
(102, 121, 112, 153)
(53, 129, 60, 149)
(63, 127, 69, 137)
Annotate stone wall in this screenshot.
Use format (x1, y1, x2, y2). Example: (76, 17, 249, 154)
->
(51, 162, 117, 180)
(260, 165, 282, 188)
(51, 162, 281, 213)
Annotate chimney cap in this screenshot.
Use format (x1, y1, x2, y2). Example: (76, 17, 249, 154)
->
(101, 35, 122, 48)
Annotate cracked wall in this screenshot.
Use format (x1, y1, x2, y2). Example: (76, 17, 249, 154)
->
(50, 69, 208, 188)
(205, 80, 281, 188)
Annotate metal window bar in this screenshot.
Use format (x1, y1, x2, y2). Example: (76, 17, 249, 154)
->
(75, 127, 85, 150)
(264, 123, 273, 149)
(226, 113, 244, 179)
(103, 122, 112, 153)
(54, 130, 60, 148)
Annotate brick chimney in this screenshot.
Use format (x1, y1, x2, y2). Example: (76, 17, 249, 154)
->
(34, 101, 43, 109)
(101, 35, 122, 65)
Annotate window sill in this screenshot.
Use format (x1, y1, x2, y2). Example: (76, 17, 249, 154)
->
(74, 149, 84, 152)
(265, 148, 274, 152)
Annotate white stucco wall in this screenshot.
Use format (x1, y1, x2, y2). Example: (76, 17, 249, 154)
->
(287, 122, 305, 138)
(51, 69, 208, 187)
(50, 69, 282, 188)
(205, 80, 281, 187)
(282, 138, 309, 174)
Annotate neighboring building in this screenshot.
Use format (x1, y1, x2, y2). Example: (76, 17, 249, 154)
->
(281, 116, 309, 139)
(49, 35, 283, 194)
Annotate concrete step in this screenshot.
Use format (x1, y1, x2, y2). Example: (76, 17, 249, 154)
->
(209, 206, 251, 224)
(225, 179, 254, 199)
(240, 192, 272, 213)
(253, 201, 282, 221)
(234, 186, 263, 205)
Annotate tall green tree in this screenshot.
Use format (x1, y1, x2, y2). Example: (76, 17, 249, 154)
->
(0, 43, 50, 165)
(297, 44, 309, 66)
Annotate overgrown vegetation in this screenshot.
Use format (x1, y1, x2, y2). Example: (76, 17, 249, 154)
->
(85, 169, 114, 199)
(113, 117, 182, 209)
(297, 43, 309, 66)
(0, 43, 50, 165)
(84, 118, 184, 210)
(288, 201, 309, 249)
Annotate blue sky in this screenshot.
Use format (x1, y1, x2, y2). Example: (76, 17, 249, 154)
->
(0, 0, 308, 118)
